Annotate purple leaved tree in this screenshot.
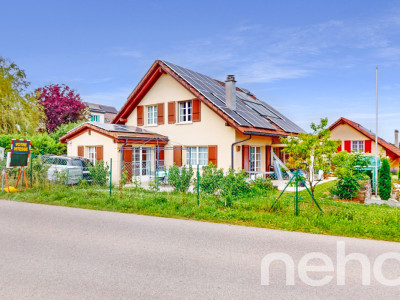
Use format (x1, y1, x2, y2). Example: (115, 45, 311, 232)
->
(36, 84, 88, 132)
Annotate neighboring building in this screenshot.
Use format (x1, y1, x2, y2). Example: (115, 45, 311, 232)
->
(329, 117, 400, 170)
(61, 60, 304, 183)
(85, 102, 118, 123)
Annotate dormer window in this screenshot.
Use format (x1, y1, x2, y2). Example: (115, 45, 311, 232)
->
(147, 105, 158, 126)
(91, 114, 100, 122)
(179, 101, 192, 123)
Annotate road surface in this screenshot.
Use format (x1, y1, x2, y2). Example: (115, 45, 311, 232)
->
(0, 200, 399, 299)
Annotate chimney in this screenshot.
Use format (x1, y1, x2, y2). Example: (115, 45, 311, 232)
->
(225, 75, 236, 111)
(395, 129, 399, 147)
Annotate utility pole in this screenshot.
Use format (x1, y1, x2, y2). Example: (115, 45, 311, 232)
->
(375, 67, 378, 196)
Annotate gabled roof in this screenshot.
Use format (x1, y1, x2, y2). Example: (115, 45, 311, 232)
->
(60, 122, 168, 145)
(329, 117, 400, 157)
(85, 102, 118, 114)
(112, 60, 304, 137)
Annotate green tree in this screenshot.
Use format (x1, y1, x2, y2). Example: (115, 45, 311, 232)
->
(378, 158, 391, 200)
(0, 57, 44, 134)
(49, 120, 85, 142)
(282, 118, 340, 196)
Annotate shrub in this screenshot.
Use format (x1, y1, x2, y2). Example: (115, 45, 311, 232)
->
(199, 162, 224, 194)
(378, 158, 391, 200)
(221, 169, 250, 198)
(30, 155, 50, 186)
(168, 164, 193, 192)
(89, 160, 110, 186)
(332, 175, 360, 199)
(250, 177, 275, 195)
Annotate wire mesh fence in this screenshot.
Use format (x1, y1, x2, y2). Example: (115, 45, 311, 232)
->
(0, 148, 339, 216)
(0, 152, 113, 193)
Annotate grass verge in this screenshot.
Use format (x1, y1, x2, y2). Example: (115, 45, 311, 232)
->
(2, 181, 400, 242)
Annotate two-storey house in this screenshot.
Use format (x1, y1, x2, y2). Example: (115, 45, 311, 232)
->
(60, 60, 304, 183)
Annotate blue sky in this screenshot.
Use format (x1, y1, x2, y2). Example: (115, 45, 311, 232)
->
(2, 0, 400, 142)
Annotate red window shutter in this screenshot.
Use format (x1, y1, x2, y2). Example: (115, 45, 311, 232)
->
(337, 142, 342, 152)
(208, 145, 217, 166)
(168, 101, 175, 124)
(344, 140, 351, 153)
(123, 146, 133, 183)
(123, 146, 132, 162)
(192, 99, 201, 122)
(137, 106, 144, 126)
(242, 145, 249, 171)
(173, 146, 182, 166)
(266, 146, 271, 171)
(96, 146, 103, 161)
(365, 140, 372, 153)
(157, 103, 164, 125)
(77, 146, 84, 157)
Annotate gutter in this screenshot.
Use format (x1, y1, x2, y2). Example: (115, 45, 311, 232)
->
(243, 131, 287, 137)
(231, 134, 252, 169)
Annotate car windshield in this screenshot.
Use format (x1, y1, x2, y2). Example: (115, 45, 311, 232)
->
(70, 160, 83, 167)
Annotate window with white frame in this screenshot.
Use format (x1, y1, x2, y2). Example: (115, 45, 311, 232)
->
(147, 105, 158, 125)
(88, 146, 97, 165)
(186, 146, 208, 166)
(352, 141, 364, 153)
(179, 101, 192, 123)
(249, 146, 261, 172)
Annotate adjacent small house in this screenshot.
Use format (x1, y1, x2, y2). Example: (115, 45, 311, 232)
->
(85, 102, 118, 123)
(61, 60, 304, 183)
(329, 117, 400, 170)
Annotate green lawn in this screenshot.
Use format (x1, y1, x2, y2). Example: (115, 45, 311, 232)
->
(2, 181, 400, 242)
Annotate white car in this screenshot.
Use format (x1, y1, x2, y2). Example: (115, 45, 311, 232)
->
(42, 155, 92, 185)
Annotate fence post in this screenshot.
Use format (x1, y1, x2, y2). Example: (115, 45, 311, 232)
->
(197, 164, 200, 206)
(109, 158, 112, 197)
(294, 170, 299, 216)
(30, 153, 33, 187)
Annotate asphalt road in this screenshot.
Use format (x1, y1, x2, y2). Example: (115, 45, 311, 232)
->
(0, 200, 399, 299)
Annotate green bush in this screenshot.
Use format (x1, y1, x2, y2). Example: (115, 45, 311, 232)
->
(199, 162, 224, 194)
(332, 175, 360, 199)
(378, 158, 391, 200)
(0, 133, 65, 155)
(250, 177, 275, 195)
(30, 155, 50, 186)
(221, 169, 250, 198)
(89, 160, 110, 186)
(168, 164, 193, 192)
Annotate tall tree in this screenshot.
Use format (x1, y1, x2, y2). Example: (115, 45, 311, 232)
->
(281, 118, 340, 196)
(0, 57, 44, 134)
(378, 158, 391, 200)
(36, 84, 87, 132)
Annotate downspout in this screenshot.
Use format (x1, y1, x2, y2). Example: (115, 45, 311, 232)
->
(231, 134, 252, 169)
(121, 139, 128, 178)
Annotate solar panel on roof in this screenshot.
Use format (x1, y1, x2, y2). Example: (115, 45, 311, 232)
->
(162, 60, 305, 133)
(243, 100, 280, 118)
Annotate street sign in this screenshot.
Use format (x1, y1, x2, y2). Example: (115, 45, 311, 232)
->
(7, 139, 31, 168)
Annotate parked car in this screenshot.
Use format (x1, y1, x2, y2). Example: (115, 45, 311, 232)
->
(41, 155, 93, 184)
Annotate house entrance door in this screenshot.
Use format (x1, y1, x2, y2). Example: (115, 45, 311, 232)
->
(132, 147, 152, 182)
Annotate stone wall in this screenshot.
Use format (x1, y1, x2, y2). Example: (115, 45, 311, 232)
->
(352, 180, 371, 204)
